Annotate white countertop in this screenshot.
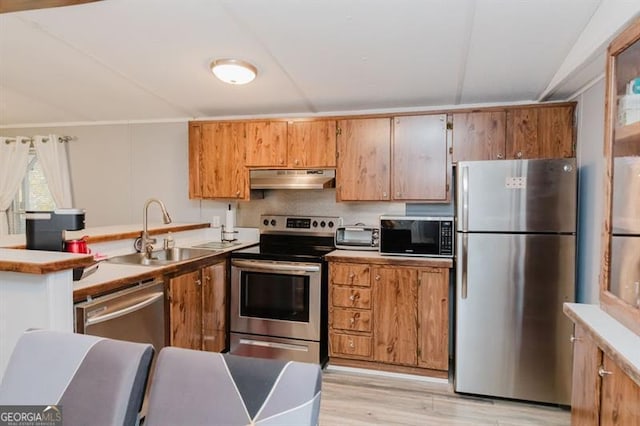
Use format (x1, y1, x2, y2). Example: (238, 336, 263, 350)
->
(564, 302, 640, 387)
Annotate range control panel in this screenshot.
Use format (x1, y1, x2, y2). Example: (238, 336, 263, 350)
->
(260, 215, 343, 235)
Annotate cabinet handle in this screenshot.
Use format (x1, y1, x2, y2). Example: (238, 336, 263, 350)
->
(350, 317, 355, 325)
(598, 367, 612, 377)
(497, 153, 504, 159)
(569, 335, 580, 343)
(294, 159, 299, 165)
(375, 275, 380, 281)
(348, 339, 354, 348)
(349, 293, 359, 302)
(205, 275, 211, 282)
(516, 151, 523, 158)
(396, 192, 401, 197)
(349, 272, 355, 279)
(195, 279, 202, 286)
(236, 190, 240, 196)
(279, 159, 284, 165)
(382, 192, 388, 198)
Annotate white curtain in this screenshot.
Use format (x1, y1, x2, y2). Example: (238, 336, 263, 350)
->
(0, 137, 30, 236)
(33, 134, 73, 209)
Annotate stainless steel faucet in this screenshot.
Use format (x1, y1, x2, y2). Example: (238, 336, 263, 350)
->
(141, 198, 172, 257)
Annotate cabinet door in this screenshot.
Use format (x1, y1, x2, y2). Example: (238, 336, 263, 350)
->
(570, 324, 601, 426)
(393, 115, 449, 201)
(600, 353, 640, 425)
(287, 120, 337, 168)
(188, 123, 202, 199)
(506, 106, 574, 159)
(245, 121, 288, 167)
(202, 261, 227, 352)
(201, 122, 247, 199)
(373, 266, 417, 366)
(169, 270, 202, 350)
(336, 118, 391, 201)
(417, 268, 449, 371)
(452, 111, 506, 162)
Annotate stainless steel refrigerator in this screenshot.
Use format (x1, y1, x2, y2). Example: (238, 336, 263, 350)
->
(611, 156, 640, 309)
(455, 158, 576, 405)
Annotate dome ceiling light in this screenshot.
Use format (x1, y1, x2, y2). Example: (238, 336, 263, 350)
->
(210, 59, 257, 85)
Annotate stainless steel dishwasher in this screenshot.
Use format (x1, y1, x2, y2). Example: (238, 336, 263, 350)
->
(75, 279, 166, 352)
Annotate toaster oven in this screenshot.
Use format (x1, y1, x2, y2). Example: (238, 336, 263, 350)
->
(334, 226, 379, 251)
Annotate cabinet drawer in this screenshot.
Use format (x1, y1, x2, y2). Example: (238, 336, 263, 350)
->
(330, 332, 372, 358)
(331, 308, 372, 332)
(332, 286, 372, 309)
(330, 263, 371, 287)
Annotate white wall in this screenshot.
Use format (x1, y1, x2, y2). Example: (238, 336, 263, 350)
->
(573, 77, 606, 304)
(2, 122, 428, 231)
(0, 122, 231, 227)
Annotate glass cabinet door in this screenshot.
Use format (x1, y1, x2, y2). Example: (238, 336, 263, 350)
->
(602, 18, 640, 335)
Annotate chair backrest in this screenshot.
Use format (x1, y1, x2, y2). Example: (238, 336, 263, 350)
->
(145, 348, 322, 426)
(0, 329, 153, 426)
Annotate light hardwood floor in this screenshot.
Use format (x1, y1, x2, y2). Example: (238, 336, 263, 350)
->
(319, 369, 570, 426)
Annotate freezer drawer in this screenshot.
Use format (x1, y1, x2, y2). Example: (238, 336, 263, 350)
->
(456, 158, 577, 233)
(611, 236, 640, 308)
(455, 232, 575, 404)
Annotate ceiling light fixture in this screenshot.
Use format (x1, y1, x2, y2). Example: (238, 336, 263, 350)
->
(210, 59, 257, 85)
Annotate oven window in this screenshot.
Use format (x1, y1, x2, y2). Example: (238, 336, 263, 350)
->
(240, 271, 310, 322)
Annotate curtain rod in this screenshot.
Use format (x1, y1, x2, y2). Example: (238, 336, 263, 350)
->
(3, 136, 75, 144)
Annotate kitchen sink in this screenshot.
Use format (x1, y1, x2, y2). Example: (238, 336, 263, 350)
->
(106, 247, 218, 266)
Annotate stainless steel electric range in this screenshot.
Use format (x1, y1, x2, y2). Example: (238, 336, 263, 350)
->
(229, 214, 342, 365)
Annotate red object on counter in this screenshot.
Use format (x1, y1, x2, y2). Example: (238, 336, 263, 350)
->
(63, 237, 91, 254)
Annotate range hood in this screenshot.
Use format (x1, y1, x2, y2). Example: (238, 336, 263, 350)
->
(250, 169, 335, 190)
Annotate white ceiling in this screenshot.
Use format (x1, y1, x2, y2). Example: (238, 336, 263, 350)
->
(0, 0, 603, 126)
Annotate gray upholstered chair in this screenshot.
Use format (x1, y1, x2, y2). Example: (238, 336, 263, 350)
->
(0, 329, 154, 426)
(145, 347, 323, 426)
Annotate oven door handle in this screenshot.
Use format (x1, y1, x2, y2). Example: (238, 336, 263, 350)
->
(239, 338, 310, 352)
(232, 259, 320, 273)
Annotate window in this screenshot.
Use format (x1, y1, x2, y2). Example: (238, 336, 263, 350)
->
(8, 149, 56, 234)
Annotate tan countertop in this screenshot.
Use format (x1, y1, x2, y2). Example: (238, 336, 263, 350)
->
(326, 250, 454, 268)
(564, 303, 640, 387)
(0, 248, 94, 274)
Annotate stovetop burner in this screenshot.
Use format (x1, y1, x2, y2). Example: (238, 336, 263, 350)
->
(232, 214, 342, 262)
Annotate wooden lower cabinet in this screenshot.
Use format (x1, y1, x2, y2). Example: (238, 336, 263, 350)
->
(570, 324, 640, 425)
(329, 259, 450, 377)
(168, 259, 227, 352)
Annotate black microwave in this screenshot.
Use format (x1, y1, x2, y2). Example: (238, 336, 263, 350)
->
(379, 216, 454, 257)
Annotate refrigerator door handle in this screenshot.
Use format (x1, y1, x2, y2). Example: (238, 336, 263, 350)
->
(461, 165, 469, 230)
(461, 233, 468, 299)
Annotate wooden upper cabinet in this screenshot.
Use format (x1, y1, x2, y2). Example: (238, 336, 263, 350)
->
(452, 111, 506, 162)
(336, 118, 391, 201)
(506, 106, 574, 159)
(200, 122, 248, 199)
(188, 123, 202, 199)
(245, 121, 288, 167)
(393, 114, 449, 201)
(287, 120, 337, 168)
